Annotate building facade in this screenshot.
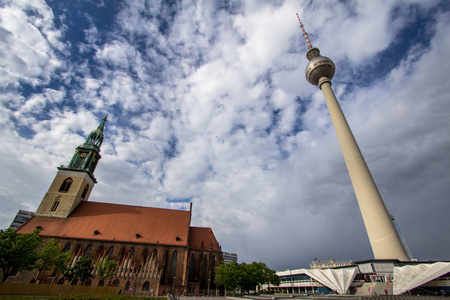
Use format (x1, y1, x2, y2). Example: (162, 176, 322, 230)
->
(9, 209, 34, 230)
(12, 116, 224, 296)
(310, 259, 353, 269)
(269, 259, 450, 296)
(222, 252, 238, 264)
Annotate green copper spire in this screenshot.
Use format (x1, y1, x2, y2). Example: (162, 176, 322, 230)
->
(61, 115, 108, 183)
(82, 115, 107, 150)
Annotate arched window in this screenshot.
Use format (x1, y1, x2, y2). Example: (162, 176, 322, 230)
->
(142, 281, 150, 291)
(152, 249, 157, 258)
(98, 280, 104, 286)
(62, 243, 71, 253)
(112, 279, 120, 287)
(59, 178, 72, 192)
(169, 250, 177, 279)
(107, 246, 114, 259)
(50, 196, 61, 212)
(84, 244, 92, 257)
(202, 255, 208, 284)
(125, 281, 131, 291)
(129, 247, 135, 258)
(81, 184, 89, 199)
(188, 255, 196, 282)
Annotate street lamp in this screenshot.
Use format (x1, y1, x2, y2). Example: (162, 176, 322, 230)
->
(207, 278, 211, 296)
(172, 277, 176, 295)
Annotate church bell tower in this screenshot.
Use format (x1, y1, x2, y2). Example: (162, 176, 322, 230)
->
(35, 116, 107, 218)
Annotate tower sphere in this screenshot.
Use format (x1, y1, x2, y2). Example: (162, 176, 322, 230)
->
(305, 48, 336, 86)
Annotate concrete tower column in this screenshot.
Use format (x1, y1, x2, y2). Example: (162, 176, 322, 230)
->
(296, 13, 410, 261)
(318, 77, 410, 261)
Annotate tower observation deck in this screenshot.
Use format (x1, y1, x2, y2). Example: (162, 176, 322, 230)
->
(296, 14, 410, 261)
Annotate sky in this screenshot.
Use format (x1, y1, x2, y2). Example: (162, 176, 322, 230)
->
(0, 0, 449, 271)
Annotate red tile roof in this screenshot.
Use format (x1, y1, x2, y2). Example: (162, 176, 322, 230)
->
(17, 201, 191, 246)
(189, 226, 220, 251)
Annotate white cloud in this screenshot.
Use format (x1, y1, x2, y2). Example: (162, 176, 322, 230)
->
(0, 0, 449, 271)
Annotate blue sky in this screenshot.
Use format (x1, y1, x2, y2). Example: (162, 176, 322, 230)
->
(1, 0, 449, 270)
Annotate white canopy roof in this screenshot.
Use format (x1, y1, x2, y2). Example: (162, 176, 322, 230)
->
(305, 267, 358, 294)
(393, 262, 450, 295)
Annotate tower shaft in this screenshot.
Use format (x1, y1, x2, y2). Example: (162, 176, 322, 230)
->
(318, 77, 410, 261)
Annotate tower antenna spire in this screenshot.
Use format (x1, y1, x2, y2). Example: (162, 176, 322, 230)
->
(296, 13, 312, 49)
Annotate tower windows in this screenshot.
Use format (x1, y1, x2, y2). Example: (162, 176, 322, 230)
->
(59, 178, 73, 193)
(81, 184, 89, 199)
(50, 196, 61, 212)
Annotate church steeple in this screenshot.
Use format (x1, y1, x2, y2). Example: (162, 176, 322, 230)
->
(83, 115, 107, 149)
(64, 115, 107, 182)
(36, 115, 108, 218)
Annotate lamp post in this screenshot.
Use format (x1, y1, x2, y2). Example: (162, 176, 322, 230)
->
(172, 277, 176, 295)
(207, 278, 211, 296)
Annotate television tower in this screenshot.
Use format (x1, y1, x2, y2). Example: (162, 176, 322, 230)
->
(296, 14, 410, 261)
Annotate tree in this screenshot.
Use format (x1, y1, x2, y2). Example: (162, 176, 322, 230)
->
(0, 228, 41, 282)
(215, 261, 280, 295)
(35, 239, 71, 282)
(96, 257, 117, 281)
(215, 261, 242, 294)
(63, 256, 94, 285)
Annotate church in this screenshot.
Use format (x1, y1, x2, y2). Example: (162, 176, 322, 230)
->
(14, 116, 224, 296)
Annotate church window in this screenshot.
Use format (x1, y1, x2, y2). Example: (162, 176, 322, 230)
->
(125, 281, 131, 291)
(143, 248, 148, 262)
(153, 249, 157, 258)
(169, 250, 177, 279)
(50, 196, 61, 212)
(188, 255, 196, 282)
(112, 279, 120, 287)
(81, 184, 89, 199)
(142, 281, 150, 291)
(202, 255, 208, 284)
(107, 246, 114, 259)
(59, 178, 72, 192)
(211, 256, 216, 283)
(129, 247, 135, 258)
(62, 243, 71, 253)
(98, 280, 104, 286)
(84, 244, 92, 257)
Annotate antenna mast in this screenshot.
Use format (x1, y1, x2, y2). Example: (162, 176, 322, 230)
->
(296, 13, 312, 49)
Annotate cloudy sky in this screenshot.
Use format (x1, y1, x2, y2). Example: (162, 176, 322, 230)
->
(1, 0, 449, 270)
